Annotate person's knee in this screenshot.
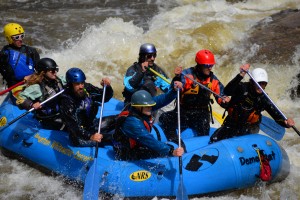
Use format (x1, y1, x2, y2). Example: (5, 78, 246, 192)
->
(209, 127, 225, 143)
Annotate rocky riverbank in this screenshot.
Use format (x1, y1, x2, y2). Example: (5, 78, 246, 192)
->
(246, 9, 300, 99)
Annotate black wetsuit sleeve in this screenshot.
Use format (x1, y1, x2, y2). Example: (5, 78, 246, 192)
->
(128, 65, 145, 89)
(263, 97, 288, 127)
(0, 48, 17, 87)
(224, 74, 244, 96)
(84, 82, 114, 103)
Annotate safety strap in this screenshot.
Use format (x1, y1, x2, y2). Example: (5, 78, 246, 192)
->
(254, 147, 272, 181)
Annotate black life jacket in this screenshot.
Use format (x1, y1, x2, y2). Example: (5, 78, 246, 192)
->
(33, 78, 63, 119)
(224, 82, 263, 127)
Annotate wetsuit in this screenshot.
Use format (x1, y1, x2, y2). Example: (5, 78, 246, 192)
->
(210, 74, 288, 143)
(60, 83, 113, 146)
(122, 62, 170, 103)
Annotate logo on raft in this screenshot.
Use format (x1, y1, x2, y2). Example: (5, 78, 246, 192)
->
(130, 170, 151, 182)
(184, 148, 219, 172)
(239, 151, 275, 165)
(0, 116, 7, 127)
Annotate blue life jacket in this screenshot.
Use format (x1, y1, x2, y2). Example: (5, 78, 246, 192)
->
(6, 48, 35, 81)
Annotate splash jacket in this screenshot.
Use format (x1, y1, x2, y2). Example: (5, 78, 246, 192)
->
(113, 88, 177, 160)
(0, 44, 40, 87)
(17, 76, 65, 130)
(210, 74, 288, 143)
(60, 83, 113, 146)
(159, 66, 227, 140)
(122, 62, 170, 103)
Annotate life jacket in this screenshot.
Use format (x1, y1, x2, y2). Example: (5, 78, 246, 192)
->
(180, 71, 214, 109)
(62, 89, 97, 129)
(5, 46, 35, 81)
(113, 110, 153, 149)
(35, 78, 64, 118)
(224, 83, 262, 127)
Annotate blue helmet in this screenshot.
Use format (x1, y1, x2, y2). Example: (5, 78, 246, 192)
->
(139, 43, 157, 55)
(66, 68, 86, 84)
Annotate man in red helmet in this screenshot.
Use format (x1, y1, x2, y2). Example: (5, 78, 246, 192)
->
(159, 49, 230, 142)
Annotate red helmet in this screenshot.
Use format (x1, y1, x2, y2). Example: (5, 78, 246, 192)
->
(195, 49, 215, 65)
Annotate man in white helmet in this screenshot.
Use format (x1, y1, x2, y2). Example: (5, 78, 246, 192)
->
(210, 64, 295, 143)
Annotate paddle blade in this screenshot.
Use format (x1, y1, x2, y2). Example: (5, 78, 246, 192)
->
(83, 159, 100, 200)
(176, 175, 188, 200)
(260, 116, 285, 141)
(212, 111, 224, 124)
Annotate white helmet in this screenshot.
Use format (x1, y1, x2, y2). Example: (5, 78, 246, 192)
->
(252, 68, 268, 83)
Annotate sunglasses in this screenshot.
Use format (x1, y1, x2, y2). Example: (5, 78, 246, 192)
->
(202, 64, 214, 68)
(49, 68, 59, 73)
(145, 53, 157, 59)
(11, 33, 25, 41)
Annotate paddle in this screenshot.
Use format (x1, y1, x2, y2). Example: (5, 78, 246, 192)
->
(182, 73, 224, 99)
(0, 89, 65, 132)
(176, 88, 188, 200)
(212, 111, 224, 124)
(147, 67, 171, 84)
(260, 115, 285, 141)
(83, 85, 107, 200)
(246, 70, 300, 137)
(0, 80, 25, 95)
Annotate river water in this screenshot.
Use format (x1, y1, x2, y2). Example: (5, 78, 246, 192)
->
(0, 0, 300, 199)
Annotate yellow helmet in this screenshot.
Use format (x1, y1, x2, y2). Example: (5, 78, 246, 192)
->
(3, 23, 25, 44)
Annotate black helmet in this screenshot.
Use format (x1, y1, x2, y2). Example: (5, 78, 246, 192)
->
(36, 58, 58, 73)
(66, 67, 86, 84)
(139, 43, 157, 55)
(131, 90, 156, 107)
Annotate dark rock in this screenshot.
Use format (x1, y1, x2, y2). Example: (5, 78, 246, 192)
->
(247, 9, 300, 65)
(245, 9, 300, 99)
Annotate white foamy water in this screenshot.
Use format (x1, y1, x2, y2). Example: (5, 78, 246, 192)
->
(0, 0, 300, 199)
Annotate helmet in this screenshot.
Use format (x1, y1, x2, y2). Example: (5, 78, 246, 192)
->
(131, 90, 156, 107)
(252, 68, 268, 83)
(195, 49, 215, 65)
(139, 43, 157, 54)
(3, 23, 25, 44)
(66, 68, 86, 84)
(36, 58, 58, 73)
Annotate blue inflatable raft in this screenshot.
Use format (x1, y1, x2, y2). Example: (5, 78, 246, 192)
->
(0, 96, 290, 198)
